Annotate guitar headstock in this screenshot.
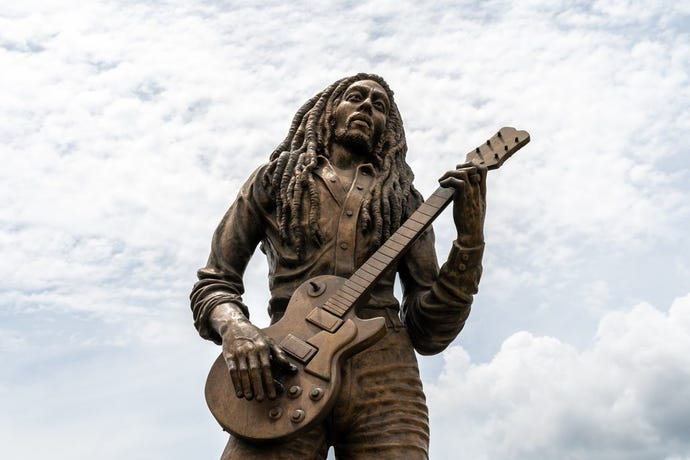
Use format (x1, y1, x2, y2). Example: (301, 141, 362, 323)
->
(464, 127, 530, 170)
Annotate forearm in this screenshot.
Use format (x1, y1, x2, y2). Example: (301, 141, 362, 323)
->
(190, 166, 270, 343)
(190, 277, 251, 344)
(403, 240, 484, 355)
(209, 302, 252, 337)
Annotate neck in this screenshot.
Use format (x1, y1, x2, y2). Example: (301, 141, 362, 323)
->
(329, 142, 369, 169)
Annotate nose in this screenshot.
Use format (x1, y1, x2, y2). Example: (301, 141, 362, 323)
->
(357, 97, 373, 114)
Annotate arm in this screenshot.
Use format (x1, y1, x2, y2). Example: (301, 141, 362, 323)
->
(399, 164, 486, 355)
(190, 165, 293, 402)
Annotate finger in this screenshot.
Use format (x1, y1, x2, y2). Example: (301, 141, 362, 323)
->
(439, 176, 467, 191)
(440, 168, 473, 183)
(248, 353, 265, 402)
(237, 355, 253, 400)
(226, 357, 243, 398)
(477, 165, 488, 199)
(271, 343, 297, 373)
(259, 349, 276, 400)
(455, 161, 477, 170)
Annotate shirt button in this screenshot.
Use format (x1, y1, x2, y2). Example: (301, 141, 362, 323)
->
(461, 254, 469, 261)
(361, 171, 368, 176)
(356, 185, 363, 190)
(329, 177, 336, 183)
(346, 210, 353, 217)
(458, 263, 466, 271)
(340, 242, 349, 250)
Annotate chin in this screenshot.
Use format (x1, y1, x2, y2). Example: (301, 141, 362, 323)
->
(335, 130, 374, 156)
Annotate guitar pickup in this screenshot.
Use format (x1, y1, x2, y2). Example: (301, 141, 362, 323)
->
(306, 308, 343, 333)
(280, 334, 317, 364)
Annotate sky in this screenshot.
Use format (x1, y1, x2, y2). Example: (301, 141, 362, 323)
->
(1, 0, 689, 459)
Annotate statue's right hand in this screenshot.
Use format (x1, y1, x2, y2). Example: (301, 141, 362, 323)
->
(220, 320, 296, 402)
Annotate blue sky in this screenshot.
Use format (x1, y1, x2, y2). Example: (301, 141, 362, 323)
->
(1, 1, 689, 459)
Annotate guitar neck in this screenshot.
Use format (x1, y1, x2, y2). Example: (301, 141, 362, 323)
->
(320, 126, 530, 319)
(321, 186, 455, 318)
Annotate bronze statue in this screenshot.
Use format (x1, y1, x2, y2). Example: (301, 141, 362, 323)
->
(191, 73, 527, 459)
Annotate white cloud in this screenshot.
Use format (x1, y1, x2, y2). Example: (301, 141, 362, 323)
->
(427, 293, 690, 460)
(1, 0, 689, 458)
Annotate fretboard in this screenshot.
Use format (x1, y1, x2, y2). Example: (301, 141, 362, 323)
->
(321, 186, 455, 318)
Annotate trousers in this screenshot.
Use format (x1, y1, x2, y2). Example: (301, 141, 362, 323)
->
(220, 327, 429, 459)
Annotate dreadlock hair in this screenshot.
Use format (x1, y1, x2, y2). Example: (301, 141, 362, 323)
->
(263, 73, 422, 256)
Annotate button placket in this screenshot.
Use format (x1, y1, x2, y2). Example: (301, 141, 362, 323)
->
(333, 167, 373, 276)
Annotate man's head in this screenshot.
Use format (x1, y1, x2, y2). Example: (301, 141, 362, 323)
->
(332, 79, 390, 157)
(264, 73, 420, 255)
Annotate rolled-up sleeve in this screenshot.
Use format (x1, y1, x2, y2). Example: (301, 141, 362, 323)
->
(190, 166, 270, 344)
(399, 222, 484, 355)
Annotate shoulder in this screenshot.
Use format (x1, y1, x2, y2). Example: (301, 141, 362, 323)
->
(236, 163, 274, 211)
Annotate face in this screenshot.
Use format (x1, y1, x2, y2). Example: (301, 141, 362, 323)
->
(332, 80, 390, 155)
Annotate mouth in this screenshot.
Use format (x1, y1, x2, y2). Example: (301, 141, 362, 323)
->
(349, 115, 372, 129)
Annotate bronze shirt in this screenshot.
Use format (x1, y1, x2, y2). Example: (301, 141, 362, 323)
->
(191, 157, 484, 355)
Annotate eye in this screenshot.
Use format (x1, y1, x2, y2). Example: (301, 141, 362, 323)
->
(374, 101, 386, 112)
(346, 93, 362, 102)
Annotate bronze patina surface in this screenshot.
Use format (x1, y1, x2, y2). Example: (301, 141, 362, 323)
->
(191, 74, 508, 459)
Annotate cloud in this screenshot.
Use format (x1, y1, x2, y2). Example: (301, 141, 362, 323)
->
(1, 0, 689, 459)
(426, 293, 690, 460)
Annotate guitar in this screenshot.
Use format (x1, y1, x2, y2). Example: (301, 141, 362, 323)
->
(205, 127, 530, 443)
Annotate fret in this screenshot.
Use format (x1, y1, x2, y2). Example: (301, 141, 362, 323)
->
(323, 301, 345, 317)
(397, 226, 417, 239)
(427, 192, 451, 208)
(333, 292, 353, 310)
(328, 297, 349, 310)
(372, 252, 394, 264)
(343, 283, 362, 297)
(359, 264, 380, 278)
(402, 219, 424, 233)
(340, 284, 359, 298)
(416, 204, 436, 217)
(325, 306, 346, 318)
(366, 258, 388, 272)
(408, 212, 427, 225)
(330, 295, 352, 310)
(385, 239, 405, 252)
(389, 232, 409, 245)
(354, 270, 375, 283)
(378, 246, 397, 258)
(346, 276, 367, 291)
(337, 292, 357, 306)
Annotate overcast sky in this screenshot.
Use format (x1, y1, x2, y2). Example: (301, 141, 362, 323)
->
(1, 1, 689, 459)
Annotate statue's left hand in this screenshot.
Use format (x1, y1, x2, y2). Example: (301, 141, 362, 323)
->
(439, 163, 487, 247)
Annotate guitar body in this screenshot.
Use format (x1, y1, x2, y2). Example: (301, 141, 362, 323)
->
(205, 275, 387, 443)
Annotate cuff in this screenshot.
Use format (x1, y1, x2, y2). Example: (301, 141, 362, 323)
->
(435, 241, 485, 299)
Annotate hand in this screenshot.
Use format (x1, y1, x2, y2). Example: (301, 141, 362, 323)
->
(213, 304, 296, 402)
(439, 162, 487, 247)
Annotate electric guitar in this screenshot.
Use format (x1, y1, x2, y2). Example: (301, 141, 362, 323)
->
(205, 127, 530, 443)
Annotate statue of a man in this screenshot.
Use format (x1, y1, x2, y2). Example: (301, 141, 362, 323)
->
(191, 73, 486, 459)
